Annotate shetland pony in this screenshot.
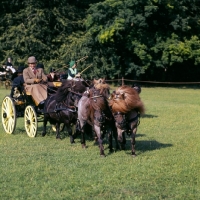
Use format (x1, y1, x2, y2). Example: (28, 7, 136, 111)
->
(76, 78, 118, 156)
(109, 85, 145, 157)
(42, 80, 87, 140)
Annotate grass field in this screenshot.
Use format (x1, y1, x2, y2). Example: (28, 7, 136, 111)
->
(0, 87, 199, 199)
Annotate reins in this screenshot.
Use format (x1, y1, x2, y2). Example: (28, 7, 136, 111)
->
(112, 111, 141, 134)
(90, 95, 102, 99)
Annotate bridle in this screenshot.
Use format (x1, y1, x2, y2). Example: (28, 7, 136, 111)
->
(61, 87, 83, 110)
(54, 85, 84, 113)
(112, 111, 140, 134)
(89, 89, 106, 125)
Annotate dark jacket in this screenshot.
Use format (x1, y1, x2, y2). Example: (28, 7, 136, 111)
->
(6, 62, 13, 66)
(11, 75, 24, 97)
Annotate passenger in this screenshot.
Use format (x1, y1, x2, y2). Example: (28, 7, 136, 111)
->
(10, 66, 25, 97)
(6, 57, 13, 67)
(6, 57, 16, 74)
(47, 68, 59, 82)
(67, 60, 80, 80)
(23, 56, 47, 107)
(47, 68, 60, 95)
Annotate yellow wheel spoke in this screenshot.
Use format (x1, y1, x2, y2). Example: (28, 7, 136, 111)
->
(24, 106, 37, 137)
(1, 96, 16, 134)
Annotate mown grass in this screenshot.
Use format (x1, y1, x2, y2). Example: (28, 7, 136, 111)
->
(0, 87, 199, 199)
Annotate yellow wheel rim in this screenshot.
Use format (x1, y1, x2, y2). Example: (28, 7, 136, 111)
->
(1, 96, 16, 134)
(24, 106, 37, 137)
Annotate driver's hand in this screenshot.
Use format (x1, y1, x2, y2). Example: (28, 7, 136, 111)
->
(75, 73, 80, 78)
(34, 79, 42, 83)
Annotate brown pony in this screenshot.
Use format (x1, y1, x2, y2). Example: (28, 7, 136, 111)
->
(76, 78, 118, 156)
(109, 85, 145, 157)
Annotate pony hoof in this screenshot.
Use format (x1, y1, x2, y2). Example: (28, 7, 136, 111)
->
(42, 133, 46, 137)
(100, 154, 106, 157)
(132, 153, 137, 158)
(82, 144, 86, 148)
(56, 137, 61, 140)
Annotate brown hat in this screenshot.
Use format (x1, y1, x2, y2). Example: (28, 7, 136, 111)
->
(28, 56, 37, 64)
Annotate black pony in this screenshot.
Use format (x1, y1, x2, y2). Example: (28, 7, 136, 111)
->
(42, 80, 87, 140)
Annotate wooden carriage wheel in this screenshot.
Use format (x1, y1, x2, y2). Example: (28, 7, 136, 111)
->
(1, 96, 17, 134)
(24, 105, 38, 137)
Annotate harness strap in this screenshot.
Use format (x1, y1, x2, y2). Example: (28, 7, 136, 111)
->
(113, 111, 125, 116)
(90, 95, 102, 99)
(54, 103, 77, 113)
(127, 115, 138, 123)
(54, 107, 77, 113)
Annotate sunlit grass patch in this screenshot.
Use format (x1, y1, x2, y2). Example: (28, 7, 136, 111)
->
(0, 87, 200, 199)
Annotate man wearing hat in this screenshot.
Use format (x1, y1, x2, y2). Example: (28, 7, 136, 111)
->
(67, 60, 80, 80)
(10, 66, 25, 97)
(23, 56, 47, 107)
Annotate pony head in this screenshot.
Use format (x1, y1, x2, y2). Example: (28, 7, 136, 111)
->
(109, 85, 145, 114)
(92, 78, 110, 98)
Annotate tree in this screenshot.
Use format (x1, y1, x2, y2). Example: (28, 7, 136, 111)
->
(0, 0, 93, 69)
(75, 0, 200, 81)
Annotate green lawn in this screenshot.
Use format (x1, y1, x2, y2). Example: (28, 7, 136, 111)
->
(0, 87, 199, 199)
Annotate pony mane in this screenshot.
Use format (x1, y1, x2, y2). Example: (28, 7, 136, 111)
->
(109, 85, 145, 114)
(55, 80, 86, 102)
(92, 78, 110, 98)
(93, 78, 110, 90)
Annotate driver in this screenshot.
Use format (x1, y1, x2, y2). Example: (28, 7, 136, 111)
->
(23, 56, 47, 108)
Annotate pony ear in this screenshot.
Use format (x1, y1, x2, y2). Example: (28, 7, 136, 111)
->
(93, 79, 97, 84)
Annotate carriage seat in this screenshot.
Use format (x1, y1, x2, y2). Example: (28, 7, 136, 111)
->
(48, 81, 62, 88)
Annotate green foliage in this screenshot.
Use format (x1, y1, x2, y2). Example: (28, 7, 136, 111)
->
(1, 0, 200, 80)
(81, 0, 200, 79)
(0, 0, 88, 70)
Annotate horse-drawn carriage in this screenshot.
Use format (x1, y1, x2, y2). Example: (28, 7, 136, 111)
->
(1, 81, 62, 137)
(1, 77, 145, 157)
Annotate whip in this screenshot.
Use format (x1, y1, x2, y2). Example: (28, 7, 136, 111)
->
(79, 64, 93, 75)
(54, 56, 88, 73)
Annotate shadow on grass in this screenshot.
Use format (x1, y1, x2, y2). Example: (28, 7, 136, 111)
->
(142, 114, 158, 118)
(105, 133, 172, 156)
(122, 138, 172, 156)
(136, 140, 172, 152)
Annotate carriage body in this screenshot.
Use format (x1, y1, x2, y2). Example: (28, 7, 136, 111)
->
(1, 81, 63, 137)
